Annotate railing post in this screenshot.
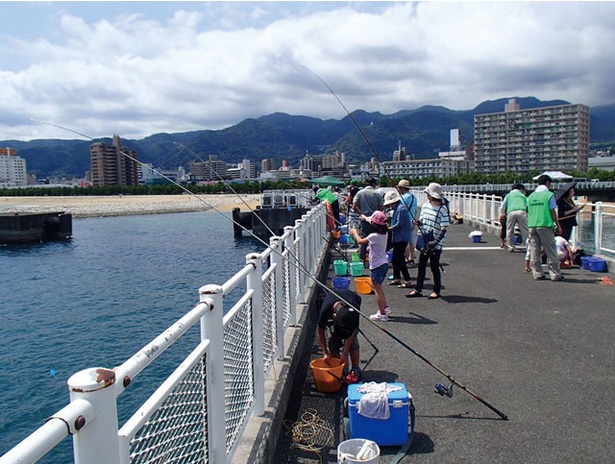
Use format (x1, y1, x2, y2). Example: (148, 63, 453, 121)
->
(67, 368, 121, 464)
(269, 236, 285, 360)
(294, 218, 305, 303)
(284, 225, 297, 325)
(199, 284, 225, 464)
(246, 252, 265, 416)
(594, 201, 603, 255)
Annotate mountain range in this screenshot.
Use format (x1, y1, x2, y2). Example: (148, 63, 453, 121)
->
(3, 97, 615, 180)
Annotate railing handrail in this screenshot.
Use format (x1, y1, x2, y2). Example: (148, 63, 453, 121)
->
(0, 202, 328, 464)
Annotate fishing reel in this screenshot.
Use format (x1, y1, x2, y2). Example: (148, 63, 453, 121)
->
(434, 382, 454, 398)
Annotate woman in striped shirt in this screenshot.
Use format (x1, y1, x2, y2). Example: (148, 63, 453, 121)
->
(406, 183, 450, 300)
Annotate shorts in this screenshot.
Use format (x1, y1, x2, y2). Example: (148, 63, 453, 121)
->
(370, 263, 389, 285)
(329, 328, 359, 355)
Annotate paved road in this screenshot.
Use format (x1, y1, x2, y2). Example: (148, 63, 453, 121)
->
(274, 222, 614, 463)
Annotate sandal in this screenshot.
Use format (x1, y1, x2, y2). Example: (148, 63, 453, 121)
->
(406, 290, 422, 298)
(387, 279, 402, 286)
(398, 281, 412, 288)
(428, 293, 441, 299)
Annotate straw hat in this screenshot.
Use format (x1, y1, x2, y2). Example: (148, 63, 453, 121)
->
(383, 190, 401, 206)
(397, 179, 411, 189)
(424, 182, 442, 199)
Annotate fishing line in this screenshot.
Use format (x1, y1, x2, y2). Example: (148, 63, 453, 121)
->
(34, 119, 506, 418)
(302, 66, 447, 261)
(301, 69, 508, 420)
(30, 119, 371, 321)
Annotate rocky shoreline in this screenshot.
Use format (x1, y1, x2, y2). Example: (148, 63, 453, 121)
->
(0, 194, 260, 218)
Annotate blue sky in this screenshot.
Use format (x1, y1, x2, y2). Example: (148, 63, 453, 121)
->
(1, 1, 614, 141)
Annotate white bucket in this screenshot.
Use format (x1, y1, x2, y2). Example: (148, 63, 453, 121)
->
(337, 438, 380, 463)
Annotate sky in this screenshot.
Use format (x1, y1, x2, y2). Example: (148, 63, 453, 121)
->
(1, 1, 614, 141)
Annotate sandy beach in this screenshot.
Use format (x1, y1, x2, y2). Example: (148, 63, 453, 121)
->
(0, 194, 261, 218)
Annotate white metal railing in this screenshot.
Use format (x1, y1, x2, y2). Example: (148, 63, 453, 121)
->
(429, 189, 615, 258)
(0, 203, 328, 464)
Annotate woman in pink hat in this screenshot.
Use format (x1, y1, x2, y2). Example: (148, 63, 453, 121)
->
(350, 210, 392, 321)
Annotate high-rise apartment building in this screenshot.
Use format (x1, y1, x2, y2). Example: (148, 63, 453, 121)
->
(0, 147, 27, 187)
(189, 155, 227, 181)
(90, 135, 139, 186)
(473, 99, 590, 174)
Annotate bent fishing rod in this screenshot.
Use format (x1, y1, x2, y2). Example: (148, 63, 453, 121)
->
(303, 69, 508, 420)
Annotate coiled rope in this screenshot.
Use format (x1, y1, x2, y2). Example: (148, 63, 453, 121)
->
(284, 408, 334, 462)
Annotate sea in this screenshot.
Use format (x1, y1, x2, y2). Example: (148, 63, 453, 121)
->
(0, 210, 262, 462)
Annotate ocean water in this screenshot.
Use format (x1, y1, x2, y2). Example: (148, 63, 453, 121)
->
(0, 210, 262, 461)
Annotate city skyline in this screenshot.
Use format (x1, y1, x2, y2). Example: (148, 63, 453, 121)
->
(1, 1, 614, 141)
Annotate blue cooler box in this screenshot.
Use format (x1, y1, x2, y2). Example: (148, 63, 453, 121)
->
(347, 382, 411, 446)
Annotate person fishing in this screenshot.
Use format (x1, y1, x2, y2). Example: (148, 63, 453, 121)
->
(316, 288, 362, 384)
(383, 190, 412, 288)
(406, 183, 450, 300)
(350, 210, 392, 321)
(352, 177, 384, 264)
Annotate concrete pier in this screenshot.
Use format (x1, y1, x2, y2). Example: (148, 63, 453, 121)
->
(273, 222, 614, 463)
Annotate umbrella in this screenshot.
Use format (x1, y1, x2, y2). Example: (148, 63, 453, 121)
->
(555, 181, 576, 202)
(309, 175, 345, 187)
(532, 171, 573, 181)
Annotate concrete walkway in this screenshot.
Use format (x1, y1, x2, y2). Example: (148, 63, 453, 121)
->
(274, 222, 614, 463)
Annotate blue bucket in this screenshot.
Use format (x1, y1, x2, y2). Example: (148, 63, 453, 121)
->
(589, 257, 607, 273)
(332, 277, 351, 289)
(580, 256, 592, 270)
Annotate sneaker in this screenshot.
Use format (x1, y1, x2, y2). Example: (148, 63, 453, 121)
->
(383, 305, 392, 315)
(369, 311, 389, 321)
(551, 275, 565, 281)
(345, 367, 362, 384)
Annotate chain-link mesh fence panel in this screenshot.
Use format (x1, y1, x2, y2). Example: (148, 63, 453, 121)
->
(223, 300, 254, 454)
(129, 354, 208, 464)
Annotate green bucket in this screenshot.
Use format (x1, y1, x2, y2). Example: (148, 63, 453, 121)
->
(334, 260, 348, 276)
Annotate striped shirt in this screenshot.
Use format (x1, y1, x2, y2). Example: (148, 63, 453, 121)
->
(418, 202, 450, 250)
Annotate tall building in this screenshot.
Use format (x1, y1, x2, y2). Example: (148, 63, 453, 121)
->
(0, 147, 27, 187)
(90, 135, 139, 186)
(473, 99, 590, 174)
(261, 158, 275, 173)
(190, 155, 227, 181)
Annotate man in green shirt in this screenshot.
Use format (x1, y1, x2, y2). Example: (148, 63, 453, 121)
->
(500, 182, 528, 252)
(527, 175, 564, 281)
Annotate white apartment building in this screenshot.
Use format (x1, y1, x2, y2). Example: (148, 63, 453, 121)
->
(381, 157, 471, 179)
(474, 99, 590, 174)
(0, 147, 27, 187)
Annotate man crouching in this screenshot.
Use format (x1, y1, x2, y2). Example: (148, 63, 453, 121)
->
(317, 288, 362, 384)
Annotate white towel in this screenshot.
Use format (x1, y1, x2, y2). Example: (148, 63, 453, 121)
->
(356, 382, 402, 420)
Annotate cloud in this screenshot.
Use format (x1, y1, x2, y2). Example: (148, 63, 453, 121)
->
(0, 1, 613, 141)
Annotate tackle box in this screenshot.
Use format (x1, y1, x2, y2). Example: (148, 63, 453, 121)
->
(346, 382, 411, 446)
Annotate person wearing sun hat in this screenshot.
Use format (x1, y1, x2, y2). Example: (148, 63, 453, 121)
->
(384, 190, 412, 288)
(396, 179, 418, 264)
(349, 210, 392, 321)
(406, 182, 450, 300)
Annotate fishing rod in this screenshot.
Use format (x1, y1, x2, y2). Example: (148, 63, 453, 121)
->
(302, 65, 448, 262)
(30, 119, 371, 320)
(302, 69, 508, 420)
(35, 120, 506, 419)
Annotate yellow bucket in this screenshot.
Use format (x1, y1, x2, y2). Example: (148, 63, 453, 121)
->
(354, 277, 373, 295)
(310, 357, 345, 393)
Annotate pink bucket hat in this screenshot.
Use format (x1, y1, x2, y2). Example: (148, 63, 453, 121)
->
(367, 210, 387, 225)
